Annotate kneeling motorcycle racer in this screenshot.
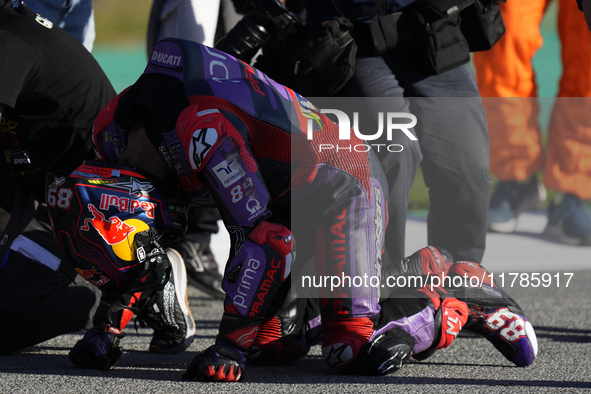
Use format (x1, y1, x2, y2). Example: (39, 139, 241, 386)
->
(49, 38, 538, 379)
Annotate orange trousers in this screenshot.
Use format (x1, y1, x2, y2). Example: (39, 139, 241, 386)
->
(473, 0, 591, 199)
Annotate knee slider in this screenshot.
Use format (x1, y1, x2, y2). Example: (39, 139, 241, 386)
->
(321, 317, 374, 372)
(322, 318, 414, 375)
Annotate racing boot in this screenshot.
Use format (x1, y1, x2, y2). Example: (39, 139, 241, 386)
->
(410, 284, 470, 361)
(448, 261, 538, 367)
(412, 261, 538, 367)
(136, 249, 196, 354)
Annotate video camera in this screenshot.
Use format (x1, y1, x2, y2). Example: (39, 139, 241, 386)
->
(215, 0, 304, 63)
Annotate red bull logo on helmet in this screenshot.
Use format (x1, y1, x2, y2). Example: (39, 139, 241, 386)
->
(81, 203, 137, 245)
(99, 193, 157, 219)
(80, 203, 150, 261)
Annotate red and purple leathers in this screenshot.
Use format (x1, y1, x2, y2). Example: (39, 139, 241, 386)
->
(92, 38, 389, 335)
(91, 39, 535, 378)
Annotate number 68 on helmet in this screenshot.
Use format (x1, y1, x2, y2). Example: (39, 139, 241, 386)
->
(46, 161, 190, 295)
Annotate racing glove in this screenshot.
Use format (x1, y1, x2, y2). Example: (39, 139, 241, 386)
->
(182, 338, 246, 382)
(68, 328, 124, 370)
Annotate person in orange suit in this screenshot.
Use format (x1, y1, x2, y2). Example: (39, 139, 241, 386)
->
(473, 0, 591, 245)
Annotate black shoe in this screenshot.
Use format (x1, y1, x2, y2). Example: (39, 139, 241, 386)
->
(174, 240, 225, 299)
(488, 177, 546, 233)
(137, 249, 196, 354)
(544, 193, 591, 245)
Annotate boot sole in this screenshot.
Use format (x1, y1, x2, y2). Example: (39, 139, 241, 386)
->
(151, 249, 196, 354)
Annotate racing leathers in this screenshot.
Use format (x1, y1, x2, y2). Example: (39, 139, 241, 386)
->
(92, 38, 537, 380)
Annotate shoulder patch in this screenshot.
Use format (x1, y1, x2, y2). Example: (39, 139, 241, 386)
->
(212, 156, 246, 188)
(189, 128, 218, 170)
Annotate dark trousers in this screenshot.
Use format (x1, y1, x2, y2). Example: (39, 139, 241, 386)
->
(335, 55, 492, 264)
(0, 276, 99, 355)
(0, 190, 100, 355)
(185, 206, 220, 245)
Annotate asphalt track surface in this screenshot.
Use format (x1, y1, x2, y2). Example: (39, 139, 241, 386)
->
(1, 212, 590, 393)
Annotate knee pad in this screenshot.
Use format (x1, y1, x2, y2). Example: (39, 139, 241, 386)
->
(223, 221, 294, 318)
(248, 291, 316, 365)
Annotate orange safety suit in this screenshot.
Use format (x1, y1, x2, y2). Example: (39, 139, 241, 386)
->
(473, 0, 591, 200)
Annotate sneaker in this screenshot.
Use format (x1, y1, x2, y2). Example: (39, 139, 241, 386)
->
(488, 177, 547, 233)
(448, 262, 538, 367)
(174, 240, 225, 299)
(137, 248, 196, 354)
(544, 193, 591, 245)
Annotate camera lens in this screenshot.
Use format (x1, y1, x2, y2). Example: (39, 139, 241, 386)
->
(215, 13, 273, 62)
